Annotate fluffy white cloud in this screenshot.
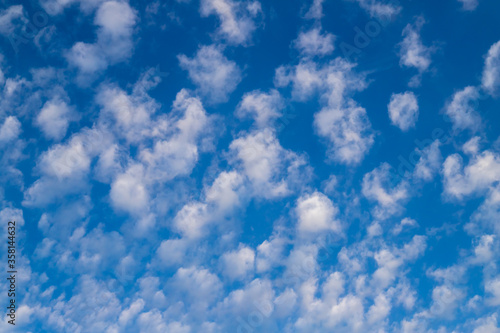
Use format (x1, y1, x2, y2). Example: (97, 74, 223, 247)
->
(362, 163, 409, 219)
(472, 234, 496, 264)
(118, 299, 144, 327)
(156, 238, 188, 266)
(0, 116, 21, 143)
(66, 1, 137, 80)
(205, 170, 245, 212)
(236, 89, 284, 127)
(40, 0, 106, 15)
(294, 27, 335, 57)
(293, 275, 364, 332)
(170, 266, 223, 308)
(473, 314, 500, 333)
(304, 0, 325, 19)
(429, 285, 465, 319)
(282, 59, 375, 165)
(398, 17, 432, 87)
(392, 217, 418, 235)
(229, 128, 310, 198)
(179, 45, 242, 103)
(220, 245, 255, 280)
(96, 83, 157, 143)
(36, 97, 75, 140)
(388, 91, 419, 131)
(110, 164, 149, 214)
(218, 278, 275, 319)
(485, 276, 500, 306)
(200, 0, 261, 45)
(458, 0, 479, 11)
(445, 86, 481, 132)
(137, 311, 191, 333)
(442, 150, 500, 200)
(173, 171, 244, 239)
(275, 58, 367, 104)
(38, 129, 105, 179)
(139, 89, 212, 183)
(0, 5, 27, 35)
(295, 192, 341, 235)
(413, 139, 442, 181)
(173, 202, 209, 239)
(256, 235, 287, 273)
(349, 0, 401, 19)
(482, 40, 500, 96)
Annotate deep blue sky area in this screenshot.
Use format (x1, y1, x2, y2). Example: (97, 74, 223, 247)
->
(0, 0, 500, 332)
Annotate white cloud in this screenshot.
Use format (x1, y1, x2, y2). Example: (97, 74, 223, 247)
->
(392, 217, 418, 235)
(485, 276, 500, 306)
(218, 278, 275, 318)
(0, 5, 28, 36)
(205, 170, 245, 212)
(445, 86, 481, 132)
(458, 0, 479, 11)
(0, 207, 25, 227)
(413, 140, 442, 181)
(442, 150, 500, 200)
(66, 1, 137, 80)
(173, 170, 245, 239)
(256, 235, 287, 273)
(94, 1, 137, 62)
(137, 311, 191, 333)
(33, 275, 123, 332)
(118, 299, 144, 327)
(229, 128, 310, 198)
(285, 245, 318, 284)
(156, 238, 188, 266)
(38, 131, 97, 179)
(463, 136, 481, 155)
(200, 0, 261, 45)
(96, 84, 156, 143)
(367, 293, 391, 324)
(482, 40, 500, 96)
(314, 100, 373, 166)
(294, 27, 335, 57)
(173, 202, 209, 239)
(304, 0, 325, 19)
(0, 116, 21, 143)
(139, 89, 212, 183)
(178, 45, 242, 103)
(294, 275, 364, 332)
(276, 58, 373, 164)
(473, 314, 500, 333)
(429, 285, 465, 319)
(295, 192, 341, 235)
(170, 266, 223, 308)
(398, 17, 432, 87)
(371, 236, 426, 292)
(110, 164, 149, 214)
(36, 97, 75, 140)
(362, 163, 409, 219)
(220, 245, 255, 280)
(350, 0, 401, 20)
(40, 0, 106, 15)
(236, 89, 284, 127)
(472, 234, 496, 264)
(388, 91, 419, 131)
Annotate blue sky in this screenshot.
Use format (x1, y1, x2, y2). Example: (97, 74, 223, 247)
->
(1, 0, 500, 332)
